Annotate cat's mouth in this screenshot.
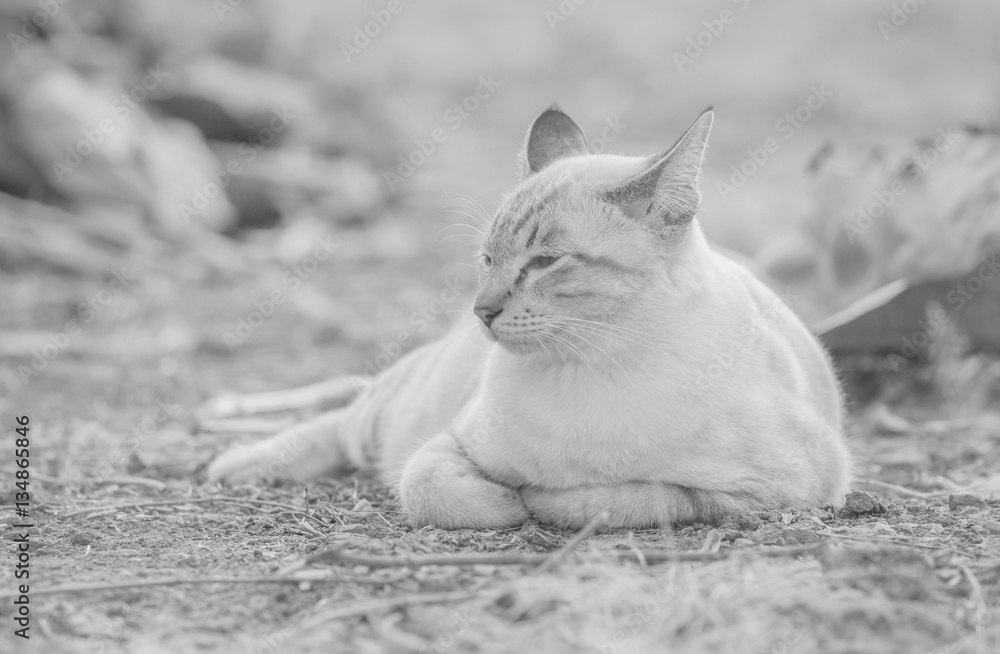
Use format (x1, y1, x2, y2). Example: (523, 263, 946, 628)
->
(486, 325, 550, 356)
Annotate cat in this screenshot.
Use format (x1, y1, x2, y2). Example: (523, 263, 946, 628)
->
(207, 106, 852, 530)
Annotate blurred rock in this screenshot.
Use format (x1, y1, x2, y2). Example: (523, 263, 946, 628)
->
(2, 51, 237, 236)
(817, 261, 1000, 354)
(208, 143, 383, 228)
(759, 128, 1000, 339)
(4, 54, 154, 208)
(948, 492, 988, 511)
(149, 54, 322, 144)
(141, 118, 237, 235)
(865, 403, 913, 436)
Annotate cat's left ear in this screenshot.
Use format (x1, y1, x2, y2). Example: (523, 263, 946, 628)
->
(602, 107, 714, 227)
(516, 105, 589, 180)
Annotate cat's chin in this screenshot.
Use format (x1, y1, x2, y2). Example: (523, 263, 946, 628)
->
(480, 324, 541, 356)
(496, 340, 539, 356)
(492, 333, 557, 358)
(482, 326, 536, 355)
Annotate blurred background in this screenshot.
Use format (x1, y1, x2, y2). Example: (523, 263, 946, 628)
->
(2, 1, 1000, 651)
(1, 0, 999, 475)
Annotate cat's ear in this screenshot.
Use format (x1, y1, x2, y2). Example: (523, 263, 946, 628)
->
(602, 107, 714, 226)
(516, 105, 589, 180)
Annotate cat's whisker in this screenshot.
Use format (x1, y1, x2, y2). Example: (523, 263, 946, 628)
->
(432, 227, 484, 246)
(437, 234, 483, 248)
(545, 330, 594, 374)
(438, 203, 490, 230)
(436, 208, 488, 232)
(431, 225, 484, 249)
(550, 315, 670, 344)
(443, 192, 494, 226)
(551, 324, 634, 379)
(547, 317, 657, 355)
(537, 336, 557, 366)
(563, 326, 649, 373)
(550, 318, 645, 345)
(561, 326, 657, 362)
(454, 193, 493, 221)
(433, 220, 484, 236)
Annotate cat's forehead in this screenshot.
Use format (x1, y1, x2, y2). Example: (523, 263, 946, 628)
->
(492, 153, 645, 225)
(486, 180, 579, 255)
(485, 154, 643, 255)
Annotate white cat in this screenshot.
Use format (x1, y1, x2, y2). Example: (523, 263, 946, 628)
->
(208, 106, 851, 530)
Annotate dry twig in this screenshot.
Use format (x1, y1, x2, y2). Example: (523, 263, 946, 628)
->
(299, 590, 484, 630)
(304, 540, 824, 570)
(532, 511, 609, 575)
(855, 478, 957, 499)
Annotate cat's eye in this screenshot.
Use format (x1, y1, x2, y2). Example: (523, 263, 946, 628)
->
(529, 255, 559, 269)
(482, 254, 493, 266)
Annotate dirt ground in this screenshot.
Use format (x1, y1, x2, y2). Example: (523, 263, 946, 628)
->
(2, 1, 1000, 653)
(2, 219, 999, 653)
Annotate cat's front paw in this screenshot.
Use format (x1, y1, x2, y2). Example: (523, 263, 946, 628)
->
(399, 434, 529, 529)
(522, 486, 597, 529)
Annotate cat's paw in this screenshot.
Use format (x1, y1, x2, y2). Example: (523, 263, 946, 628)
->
(522, 486, 597, 529)
(399, 434, 529, 529)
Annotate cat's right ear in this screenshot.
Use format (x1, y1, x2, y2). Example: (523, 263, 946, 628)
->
(516, 106, 589, 180)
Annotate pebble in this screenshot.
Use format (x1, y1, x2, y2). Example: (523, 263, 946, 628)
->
(841, 490, 887, 516)
(948, 492, 988, 511)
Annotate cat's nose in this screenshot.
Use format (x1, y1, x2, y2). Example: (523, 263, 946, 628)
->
(474, 304, 503, 328)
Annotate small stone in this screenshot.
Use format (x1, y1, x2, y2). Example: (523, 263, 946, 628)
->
(948, 492, 988, 511)
(70, 531, 96, 546)
(781, 529, 821, 544)
(840, 490, 887, 517)
(177, 555, 198, 567)
(848, 521, 898, 538)
(338, 523, 368, 534)
(735, 513, 764, 530)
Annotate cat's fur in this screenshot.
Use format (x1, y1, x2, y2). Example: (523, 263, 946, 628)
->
(208, 106, 851, 530)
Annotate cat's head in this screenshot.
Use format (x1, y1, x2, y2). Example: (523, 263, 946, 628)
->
(475, 105, 714, 359)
